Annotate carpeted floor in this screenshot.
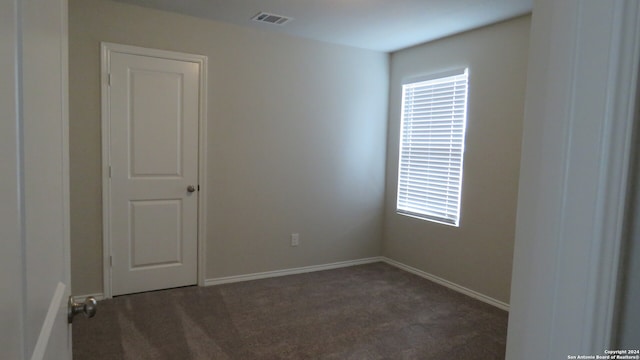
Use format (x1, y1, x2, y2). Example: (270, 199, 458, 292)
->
(73, 262, 508, 359)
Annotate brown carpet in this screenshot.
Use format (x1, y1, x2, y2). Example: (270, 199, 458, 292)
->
(73, 262, 508, 359)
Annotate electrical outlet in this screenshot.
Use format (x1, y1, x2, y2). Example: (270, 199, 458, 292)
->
(291, 233, 300, 247)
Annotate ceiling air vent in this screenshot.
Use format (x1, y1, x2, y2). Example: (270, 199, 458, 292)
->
(251, 12, 293, 26)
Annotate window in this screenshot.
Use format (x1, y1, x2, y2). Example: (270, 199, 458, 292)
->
(396, 68, 469, 226)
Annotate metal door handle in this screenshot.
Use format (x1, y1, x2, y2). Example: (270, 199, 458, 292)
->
(68, 296, 97, 323)
(187, 185, 196, 193)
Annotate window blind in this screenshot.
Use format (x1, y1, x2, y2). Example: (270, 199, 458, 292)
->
(396, 69, 469, 226)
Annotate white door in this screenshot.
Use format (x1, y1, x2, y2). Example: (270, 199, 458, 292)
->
(1, 0, 72, 359)
(104, 44, 202, 296)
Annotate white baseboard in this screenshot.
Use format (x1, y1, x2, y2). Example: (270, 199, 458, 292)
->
(381, 257, 510, 311)
(74, 292, 105, 303)
(94, 256, 507, 312)
(205, 257, 383, 286)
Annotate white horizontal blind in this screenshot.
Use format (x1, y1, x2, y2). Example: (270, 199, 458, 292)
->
(397, 69, 469, 226)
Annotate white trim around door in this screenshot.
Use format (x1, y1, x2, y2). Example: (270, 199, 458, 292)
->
(100, 42, 208, 298)
(506, 1, 640, 357)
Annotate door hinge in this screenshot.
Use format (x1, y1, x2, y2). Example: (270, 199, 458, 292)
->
(109, 255, 112, 267)
(108, 165, 111, 178)
(197, 185, 200, 191)
(108, 73, 111, 86)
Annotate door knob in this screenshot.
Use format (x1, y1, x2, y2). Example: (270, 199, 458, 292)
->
(187, 185, 196, 193)
(68, 296, 97, 324)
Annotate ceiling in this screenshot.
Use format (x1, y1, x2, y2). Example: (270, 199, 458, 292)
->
(113, 0, 532, 52)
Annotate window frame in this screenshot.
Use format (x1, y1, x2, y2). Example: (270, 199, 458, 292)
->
(396, 68, 470, 227)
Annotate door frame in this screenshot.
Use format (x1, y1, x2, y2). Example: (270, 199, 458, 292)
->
(2, 0, 71, 358)
(1, 1, 24, 357)
(506, 0, 640, 357)
(100, 42, 208, 299)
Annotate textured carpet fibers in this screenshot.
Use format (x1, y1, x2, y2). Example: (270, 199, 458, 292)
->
(73, 262, 508, 359)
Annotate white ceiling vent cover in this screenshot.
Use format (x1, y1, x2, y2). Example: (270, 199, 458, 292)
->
(251, 12, 293, 25)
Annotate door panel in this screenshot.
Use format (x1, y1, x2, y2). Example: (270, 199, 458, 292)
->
(130, 69, 184, 177)
(107, 48, 200, 296)
(130, 199, 183, 268)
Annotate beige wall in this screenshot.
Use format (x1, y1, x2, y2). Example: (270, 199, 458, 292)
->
(69, 0, 389, 294)
(383, 16, 530, 303)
